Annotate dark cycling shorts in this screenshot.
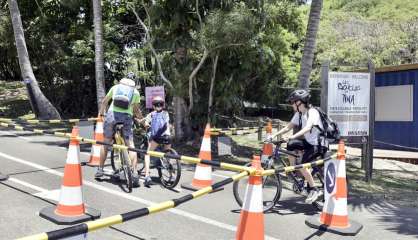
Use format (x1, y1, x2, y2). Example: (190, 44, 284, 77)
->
(287, 139, 327, 164)
(151, 135, 172, 145)
(103, 111, 133, 142)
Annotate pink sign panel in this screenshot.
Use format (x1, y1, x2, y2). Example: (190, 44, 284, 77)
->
(145, 86, 165, 109)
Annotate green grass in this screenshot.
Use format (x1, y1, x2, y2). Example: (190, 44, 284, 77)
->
(0, 81, 32, 118)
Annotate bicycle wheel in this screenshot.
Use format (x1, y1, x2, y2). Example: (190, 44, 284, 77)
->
(110, 137, 122, 172)
(157, 148, 181, 189)
(120, 149, 133, 193)
(233, 163, 282, 212)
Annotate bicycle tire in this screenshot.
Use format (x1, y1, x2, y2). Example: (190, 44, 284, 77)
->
(232, 162, 282, 212)
(120, 148, 133, 193)
(110, 136, 122, 172)
(157, 148, 181, 189)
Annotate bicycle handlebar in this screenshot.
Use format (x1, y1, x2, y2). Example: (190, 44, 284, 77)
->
(260, 139, 286, 145)
(260, 139, 300, 158)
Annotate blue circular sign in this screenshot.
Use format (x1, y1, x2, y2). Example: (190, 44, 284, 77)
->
(326, 162, 336, 194)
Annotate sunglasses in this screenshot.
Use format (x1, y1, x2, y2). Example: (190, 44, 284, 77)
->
(153, 103, 164, 107)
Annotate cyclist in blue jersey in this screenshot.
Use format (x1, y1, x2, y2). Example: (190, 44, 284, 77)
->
(140, 96, 171, 187)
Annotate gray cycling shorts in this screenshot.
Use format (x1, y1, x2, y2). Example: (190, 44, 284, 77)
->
(103, 111, 133, 142)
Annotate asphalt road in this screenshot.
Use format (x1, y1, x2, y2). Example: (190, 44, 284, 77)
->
(0, 129, 417, 240)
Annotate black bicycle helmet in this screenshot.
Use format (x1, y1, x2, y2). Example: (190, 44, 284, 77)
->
(287, 89, 310, 104)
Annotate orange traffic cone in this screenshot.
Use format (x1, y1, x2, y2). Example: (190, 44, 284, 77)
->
(87, 117, 104, 166)
(40, 126, 100, 225)
(236, 155, 264, 240)
(261, 121, 273, 163)
(305, 139, 362, 235)
(181, 123, 214, 191)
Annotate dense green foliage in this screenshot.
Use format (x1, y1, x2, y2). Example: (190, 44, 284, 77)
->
(315, 0, 418, 77)
(1, 0, 417, 119)
(0, 0, 305, 119)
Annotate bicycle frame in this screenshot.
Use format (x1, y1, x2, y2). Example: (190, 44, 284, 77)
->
(270, 142, 324, 192)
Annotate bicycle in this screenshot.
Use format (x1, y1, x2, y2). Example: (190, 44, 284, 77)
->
(133, 123, 181, 189)
(109, 123, 134, 193)
(233, 140, 325, 212)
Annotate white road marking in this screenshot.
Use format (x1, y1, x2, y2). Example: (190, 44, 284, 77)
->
(212, 173, 231, 179)
(33, 189, 61, 202)
(0, 151, 279, 240)
(8, 178, 60, 202)
(8, 177, 48, 192)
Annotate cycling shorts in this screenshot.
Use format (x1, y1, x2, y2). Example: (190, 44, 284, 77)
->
(286, 139, 327, 164)
(103, 111, 133, 142)
(151, 135, 172, 145)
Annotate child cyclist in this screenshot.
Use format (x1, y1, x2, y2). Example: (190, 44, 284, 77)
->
(141, 96, 171, 187)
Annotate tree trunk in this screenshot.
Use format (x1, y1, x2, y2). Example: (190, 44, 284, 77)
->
(188, 48, 208, 113)
(207, 53, 219, 122)
(8, 0, 60, 119)
(173, 95, 190, 141)
(93, 0, 106, 110)
(298, 0, 323, 89)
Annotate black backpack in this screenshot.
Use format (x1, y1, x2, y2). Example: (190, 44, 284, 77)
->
(299, 107, 341, 143)
(314, 107, 340, 143)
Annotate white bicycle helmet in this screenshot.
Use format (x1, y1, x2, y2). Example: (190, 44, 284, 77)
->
(119, 78, 135, 87)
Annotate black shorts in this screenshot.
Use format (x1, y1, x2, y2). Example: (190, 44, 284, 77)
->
(151, 135, 172, 145)
(287, 139, 327, 164)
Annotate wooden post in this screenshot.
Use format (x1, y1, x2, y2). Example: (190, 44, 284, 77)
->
(361, 136, 367, 170)
(276, 122, 282, 141)
(258, 119, 263, 141)
(366, 60, 375, 182)
(320, 61, 330, 114)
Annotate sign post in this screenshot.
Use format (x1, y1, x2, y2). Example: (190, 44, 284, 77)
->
(328, 72, 370, 137)
(145, 86, 165, 109)
(366, 60, 375, 181)
(327, 69, 374, 181)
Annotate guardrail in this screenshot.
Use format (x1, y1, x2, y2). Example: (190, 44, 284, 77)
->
(17, 171, 249, 240)
(0, 117, 98, 124)
(0, 122, 255, 175)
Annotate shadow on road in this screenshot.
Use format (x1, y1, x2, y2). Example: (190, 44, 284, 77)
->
(349, 197, 418, 237)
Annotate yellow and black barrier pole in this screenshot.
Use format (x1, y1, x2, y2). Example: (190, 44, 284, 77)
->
(0, 122, 256, 174)
(0, 117, 99, 125)
(211, 126, 260, 132)
(17, 171, 250, 240)
(261, 154, 335, 177)
(210, 129, 259, 136)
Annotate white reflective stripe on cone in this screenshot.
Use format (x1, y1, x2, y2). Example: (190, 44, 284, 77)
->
(200, 137, 211, 152)
(66, 145, 80, 164)
(336, 160, 346, 178)
(323, 197, 348, 216)
(242, 184, 263, 213)
(59, 186, 84, 205)
(194, 165, 212, 180)
(95, 123, 104, 133)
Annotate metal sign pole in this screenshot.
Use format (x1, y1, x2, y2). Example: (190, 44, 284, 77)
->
(366, 60, 375, 182)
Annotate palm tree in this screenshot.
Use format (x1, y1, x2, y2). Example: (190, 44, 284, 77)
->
(92, 0, 106, 110)
(298, 0, 323, 89)
(8, 0, 60, 119)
